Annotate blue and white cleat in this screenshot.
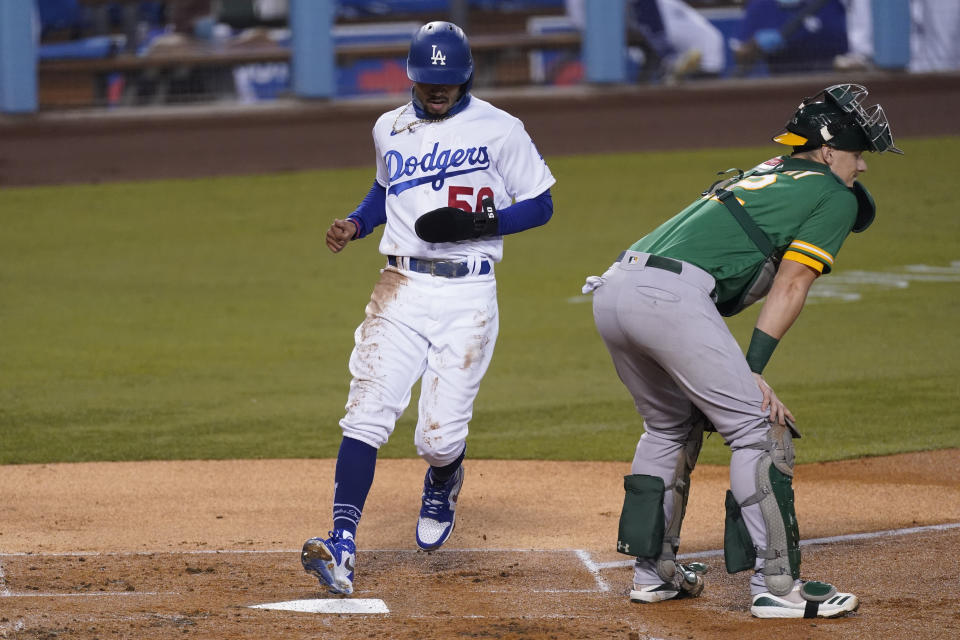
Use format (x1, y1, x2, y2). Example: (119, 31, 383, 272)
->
(301, 529, 356, 595)
(415, 466, 464, 551)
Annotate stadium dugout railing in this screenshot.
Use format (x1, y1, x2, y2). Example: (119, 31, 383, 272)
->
(38, 30, 583, 73)
(36, 28, 584, 108)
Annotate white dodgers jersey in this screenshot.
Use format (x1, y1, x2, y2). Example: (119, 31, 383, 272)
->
(372, 96, 556, 262)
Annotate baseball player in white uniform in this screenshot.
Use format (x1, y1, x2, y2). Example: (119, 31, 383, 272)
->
(301, 21, 556, 596)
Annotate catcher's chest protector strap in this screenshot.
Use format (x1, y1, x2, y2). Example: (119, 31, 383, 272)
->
(713, 189, 784, 316)
(715, 189, 775, 256)
(705, 164, 788, 317)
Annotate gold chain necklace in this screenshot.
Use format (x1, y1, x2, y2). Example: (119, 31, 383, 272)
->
(391, 102, 449, 135)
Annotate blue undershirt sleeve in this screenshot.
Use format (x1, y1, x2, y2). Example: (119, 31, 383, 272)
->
(346, 181, 387, 239)
(496, 189, 553, 236)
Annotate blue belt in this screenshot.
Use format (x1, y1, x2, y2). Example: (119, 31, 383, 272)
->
(388, 255, 491, 278)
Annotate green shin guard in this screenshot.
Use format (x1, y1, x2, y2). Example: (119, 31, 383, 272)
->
(761, 462, 801, 593)
(723, 489, 757, 573)
(724, 423, 801, 595)
(617, 474, 665, 557)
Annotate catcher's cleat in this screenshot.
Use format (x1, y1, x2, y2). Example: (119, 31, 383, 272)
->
(630, 562, 707, 603)
(630, 582, 685, 603)
(301, 530, 356, 595)
(416, 466, 464, 551)
(751, 581, 859, 619)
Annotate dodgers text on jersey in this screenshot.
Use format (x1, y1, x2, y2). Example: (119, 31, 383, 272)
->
(385, 143, 491, 196)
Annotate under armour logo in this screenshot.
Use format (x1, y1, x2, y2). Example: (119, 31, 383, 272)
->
(431, 45, 446, 66)
(617, 541, 630, 553)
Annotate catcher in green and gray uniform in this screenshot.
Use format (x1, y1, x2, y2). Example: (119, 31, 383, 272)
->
(583, 84, 902, 619)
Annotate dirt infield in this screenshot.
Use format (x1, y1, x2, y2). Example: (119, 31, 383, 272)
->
(3, 73, 960, 639)
(1, 452, 959, 639)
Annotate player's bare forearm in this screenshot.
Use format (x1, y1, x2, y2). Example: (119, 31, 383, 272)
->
(747, 261, 814, 426)
(755, 259, 818, 339)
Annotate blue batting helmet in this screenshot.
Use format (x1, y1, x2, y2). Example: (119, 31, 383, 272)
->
(407, 21, 474, 86)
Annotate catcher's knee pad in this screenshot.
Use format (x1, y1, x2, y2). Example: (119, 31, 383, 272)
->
(723, 423, 800, 596)
(620, 413, 707, 585)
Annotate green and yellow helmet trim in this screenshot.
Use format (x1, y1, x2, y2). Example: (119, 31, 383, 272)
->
(773, 83, 903, 155)
(772, 131, 810, 147)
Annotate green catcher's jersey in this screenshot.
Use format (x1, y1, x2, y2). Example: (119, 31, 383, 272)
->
(630, 156, 859, 308)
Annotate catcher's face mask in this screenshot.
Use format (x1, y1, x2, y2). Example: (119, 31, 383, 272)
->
(774, 83, 904, 155)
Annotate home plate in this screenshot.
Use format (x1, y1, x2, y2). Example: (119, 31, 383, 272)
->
(249, 599, 389, 614)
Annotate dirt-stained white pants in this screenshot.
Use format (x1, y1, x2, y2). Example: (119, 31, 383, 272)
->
(589, 251, 780, 595)
(340, 265, 499, 467)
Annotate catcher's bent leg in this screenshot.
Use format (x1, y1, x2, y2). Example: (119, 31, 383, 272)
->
(725, 422, 800, 596)
(620, 413, 709, 601)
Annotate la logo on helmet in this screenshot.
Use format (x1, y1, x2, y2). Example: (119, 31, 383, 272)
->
(431, 45, 446, 66)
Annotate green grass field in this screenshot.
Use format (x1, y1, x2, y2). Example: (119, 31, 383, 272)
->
(2, 137, 957, 465)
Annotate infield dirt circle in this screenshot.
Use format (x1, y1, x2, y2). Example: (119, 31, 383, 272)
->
(2, 74, 960, 639)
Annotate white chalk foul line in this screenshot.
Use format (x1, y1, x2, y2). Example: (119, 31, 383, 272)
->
(0, 549, 297, 558)
(591, 521, 960, 570)
(0, 558, 9, 597)
(0, 547, 585, 558)
(801, 520, 960, 544)
(574, 548, 611, 592)
(4, 523, 958, 603)
(0, 548, 604, 602)
(4, 591, 177, 598)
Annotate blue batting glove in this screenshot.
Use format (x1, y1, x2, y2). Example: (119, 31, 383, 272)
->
(754, 28, 785, 53)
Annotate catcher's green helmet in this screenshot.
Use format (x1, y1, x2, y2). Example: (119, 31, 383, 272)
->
(774, 84, 903, 155)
